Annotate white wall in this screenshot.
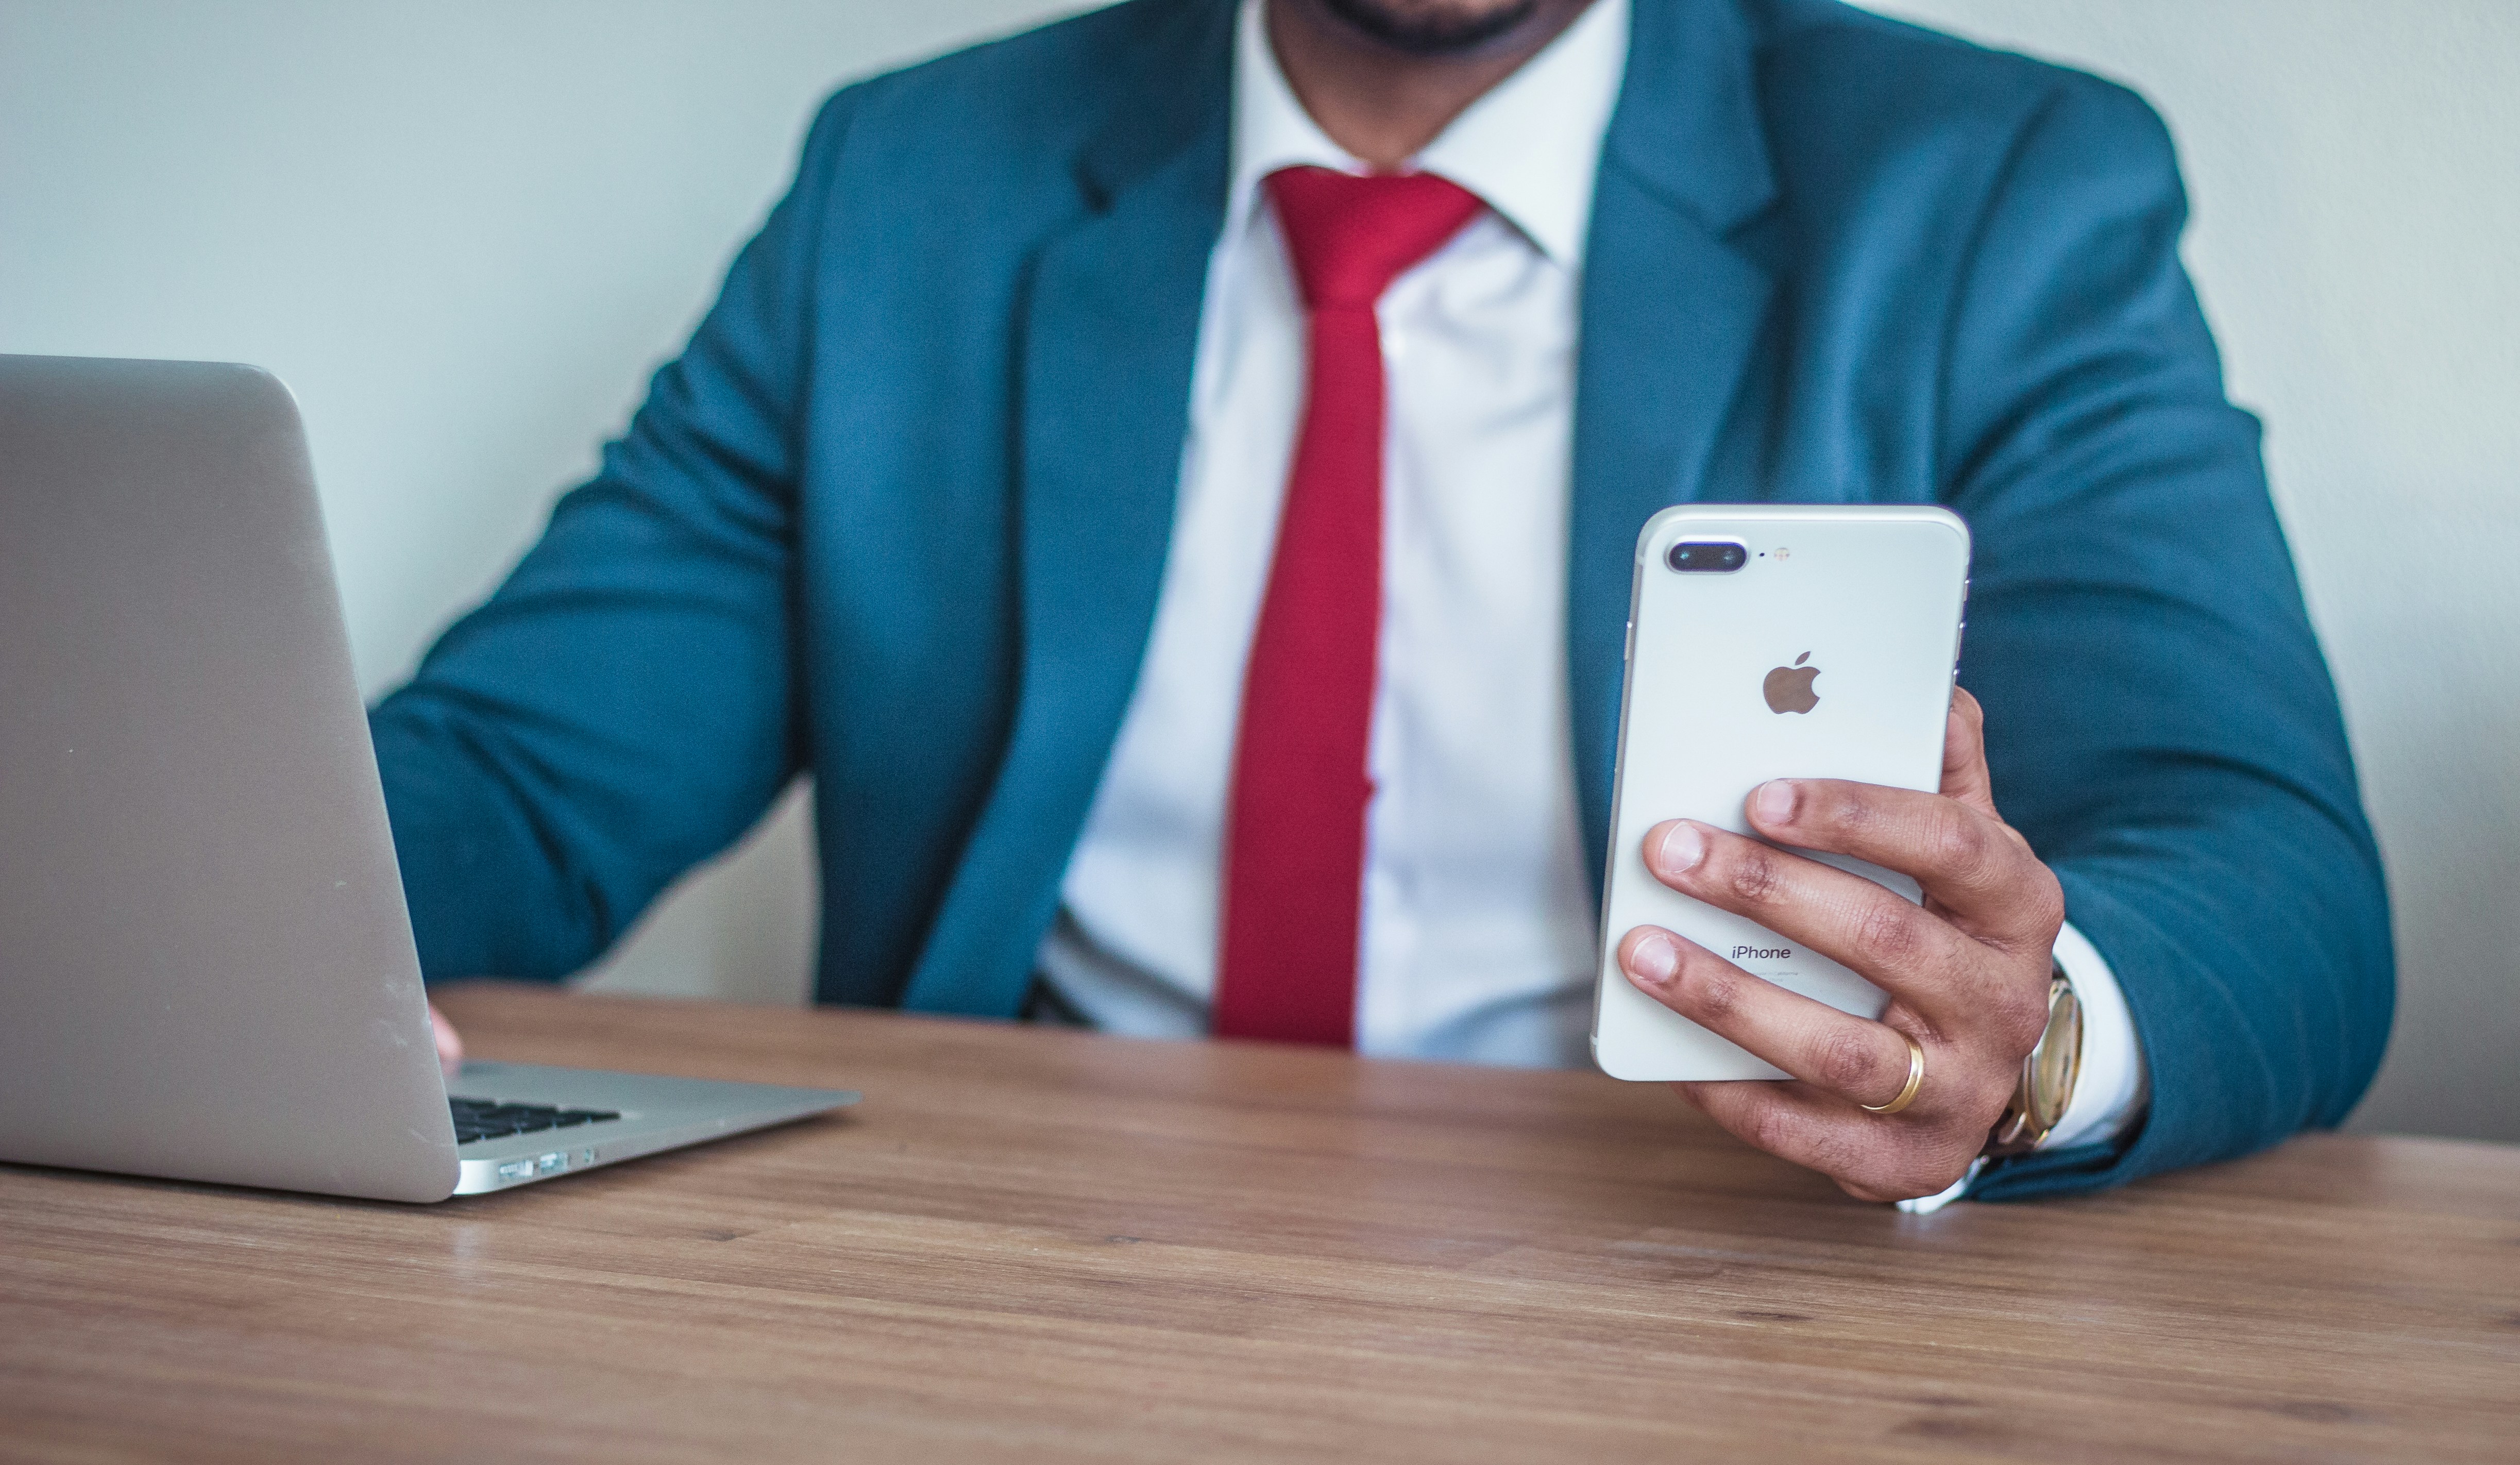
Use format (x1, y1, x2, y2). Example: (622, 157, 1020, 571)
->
(6, 1, 2514, 1139)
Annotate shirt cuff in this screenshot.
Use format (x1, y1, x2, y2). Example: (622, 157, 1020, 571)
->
(2044, 919, 2148, 1151)
(1893, 921, 2148, 1214)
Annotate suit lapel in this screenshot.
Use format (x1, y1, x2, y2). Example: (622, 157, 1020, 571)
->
(1567, 0, 1780, 895)
(901, 3, 1234, 1016)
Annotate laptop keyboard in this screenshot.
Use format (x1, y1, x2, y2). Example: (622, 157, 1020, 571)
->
(449, 1094, 621, 1146)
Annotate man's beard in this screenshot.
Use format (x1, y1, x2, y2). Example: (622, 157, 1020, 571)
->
(1316, 0, 1545, 57)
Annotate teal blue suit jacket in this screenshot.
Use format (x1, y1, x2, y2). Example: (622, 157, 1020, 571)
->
(371, 0, 2394, 1197)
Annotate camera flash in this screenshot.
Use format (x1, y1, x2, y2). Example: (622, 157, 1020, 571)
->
(1774, 546, 1792, 561)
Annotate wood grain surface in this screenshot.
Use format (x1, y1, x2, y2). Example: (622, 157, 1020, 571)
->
(3, 983, 2514, 1462)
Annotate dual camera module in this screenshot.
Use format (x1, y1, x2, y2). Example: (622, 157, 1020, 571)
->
(1667, 540, 1748, 573)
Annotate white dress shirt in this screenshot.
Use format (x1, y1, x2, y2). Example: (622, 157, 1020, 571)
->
(1036, 0, 2142, 1172)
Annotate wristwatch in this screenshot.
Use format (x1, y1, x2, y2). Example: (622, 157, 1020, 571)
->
(1982, 964, 2083, 1157)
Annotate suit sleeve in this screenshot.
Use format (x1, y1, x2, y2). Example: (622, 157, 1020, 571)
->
(1935, 77, 2394, 1197)
(368, 94, 854, 983)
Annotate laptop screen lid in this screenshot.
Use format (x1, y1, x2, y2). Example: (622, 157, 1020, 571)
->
(0, 355, 460, 1202)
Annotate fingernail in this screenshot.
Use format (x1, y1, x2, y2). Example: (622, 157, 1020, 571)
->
(1626, 932, 1681, 987)
(1654, 821, 1705, 873)
(1753, 779, 1797, 826)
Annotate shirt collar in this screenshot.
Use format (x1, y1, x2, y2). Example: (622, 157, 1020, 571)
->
(1226, 0, 1631, 267)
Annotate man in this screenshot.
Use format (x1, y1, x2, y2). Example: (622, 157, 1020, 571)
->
(386, 0, 2392, 1204)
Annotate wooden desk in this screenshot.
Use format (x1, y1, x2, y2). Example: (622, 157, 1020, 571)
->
(3, 984, 2513, 1462)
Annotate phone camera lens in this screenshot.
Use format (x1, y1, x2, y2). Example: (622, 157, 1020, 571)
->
(1667, 540, 1747, 573)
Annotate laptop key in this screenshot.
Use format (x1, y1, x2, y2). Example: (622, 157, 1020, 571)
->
(449, 1098, 623, 1144)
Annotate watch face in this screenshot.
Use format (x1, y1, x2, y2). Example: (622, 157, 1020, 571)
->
(2026, 979, 2084, 1135)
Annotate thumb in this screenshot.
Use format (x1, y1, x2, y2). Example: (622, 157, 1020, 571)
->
(429, 1003, 464, 1077)
(1940, 686, 2001, 819)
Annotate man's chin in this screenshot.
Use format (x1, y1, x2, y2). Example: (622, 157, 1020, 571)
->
(1315, 0, 1546, 57)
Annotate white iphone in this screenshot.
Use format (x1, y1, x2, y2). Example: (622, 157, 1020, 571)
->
(1591, 504, 1972, 1082)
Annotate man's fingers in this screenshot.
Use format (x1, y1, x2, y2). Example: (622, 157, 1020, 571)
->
(1638, 687, 2058, 1204)
(1676, 1079, 1976, 1203)
(1639, 818, 2020, 1028)
(1939, 687, 1999, 818)
(1618, 926, 1923, 1109)
(430, 1003, 464, 1077)
(1732, 777, 2061, 955)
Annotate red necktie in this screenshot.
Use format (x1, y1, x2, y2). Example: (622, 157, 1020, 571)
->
(1213, 166, 1484, 1046)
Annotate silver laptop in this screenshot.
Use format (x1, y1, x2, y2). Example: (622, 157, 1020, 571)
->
(0, 355, 857, 1201)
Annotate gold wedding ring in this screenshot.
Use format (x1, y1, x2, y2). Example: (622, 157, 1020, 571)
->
(1861, 1033, 1926, 1115)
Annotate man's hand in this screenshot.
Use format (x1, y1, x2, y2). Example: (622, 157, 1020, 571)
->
(430, 1003, 464, 1077)
(1614, 688, 2062, 1202)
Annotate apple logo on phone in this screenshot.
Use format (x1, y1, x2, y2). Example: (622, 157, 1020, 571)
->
(1764, 652, 1820, 714)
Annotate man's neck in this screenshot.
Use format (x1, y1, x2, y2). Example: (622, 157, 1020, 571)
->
(1265, 0, 1599, 171)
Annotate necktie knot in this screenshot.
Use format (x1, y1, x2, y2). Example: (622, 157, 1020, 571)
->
(1265, 166, 1486, 312)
